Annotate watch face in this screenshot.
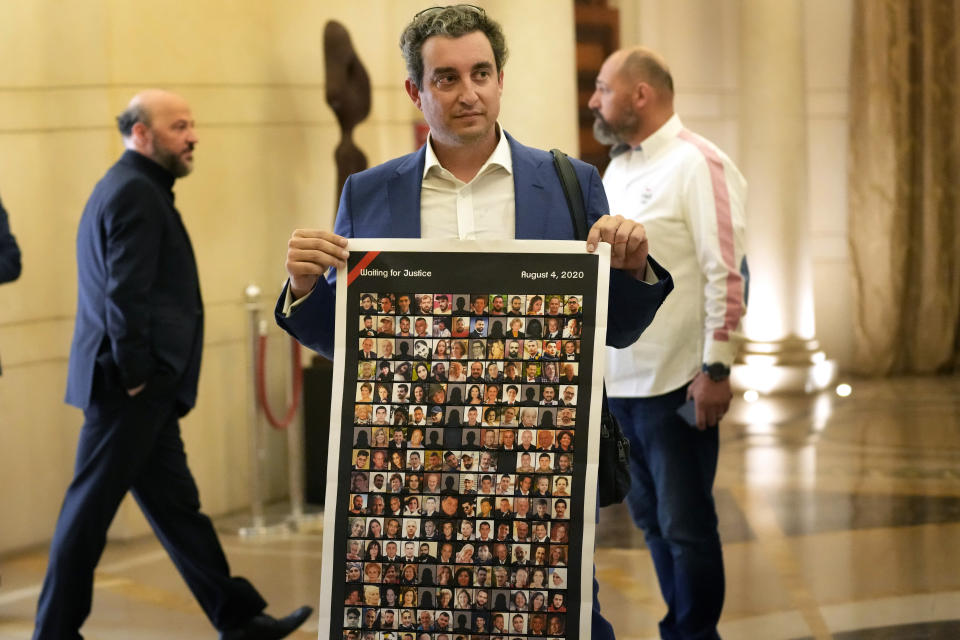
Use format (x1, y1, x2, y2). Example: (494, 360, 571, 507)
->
(704, 363, 730, 381)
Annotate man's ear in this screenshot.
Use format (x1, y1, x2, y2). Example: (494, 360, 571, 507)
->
(634, 81, 652, 110)
(131, 121, 152, 150)
(405, 78, 423, 110)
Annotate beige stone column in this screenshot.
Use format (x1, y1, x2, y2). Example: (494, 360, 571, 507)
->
(732, 0, 836, 393)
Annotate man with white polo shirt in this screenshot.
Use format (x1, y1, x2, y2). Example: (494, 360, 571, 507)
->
(589, 46, 747, 640)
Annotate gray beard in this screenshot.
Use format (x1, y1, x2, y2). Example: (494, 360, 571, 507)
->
(592, 115, 625, 146)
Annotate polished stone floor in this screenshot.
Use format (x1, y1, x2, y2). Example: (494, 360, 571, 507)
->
(1, 377, 959, 639)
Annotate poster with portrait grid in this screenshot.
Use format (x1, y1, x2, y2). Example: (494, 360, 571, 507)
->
(319, 239, 610, 640)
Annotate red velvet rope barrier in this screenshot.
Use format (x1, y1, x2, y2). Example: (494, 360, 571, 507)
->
(256, 334, 303, 430)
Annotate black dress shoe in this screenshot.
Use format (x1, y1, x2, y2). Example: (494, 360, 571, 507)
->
(220, 605, 313, 640)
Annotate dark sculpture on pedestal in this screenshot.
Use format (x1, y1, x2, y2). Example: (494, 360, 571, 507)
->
(324, 21, 371, 208)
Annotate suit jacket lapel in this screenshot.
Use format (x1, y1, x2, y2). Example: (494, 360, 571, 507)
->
(386, 146, 427, 238)
(509, 133, 550, 240)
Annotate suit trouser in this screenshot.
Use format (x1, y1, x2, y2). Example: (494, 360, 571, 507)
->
(33, 374, 266, 639)
(608, 386, 724, 640)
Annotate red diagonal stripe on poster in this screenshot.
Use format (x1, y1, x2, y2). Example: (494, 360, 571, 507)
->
(346, 251, 381, 286)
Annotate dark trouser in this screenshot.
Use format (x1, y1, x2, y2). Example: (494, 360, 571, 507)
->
(608, 385, 724, 640)
(33, 374, 266, 639)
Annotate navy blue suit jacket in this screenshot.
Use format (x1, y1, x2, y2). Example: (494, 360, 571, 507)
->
(0, 195, 22, 376)
(0, 196, 21, 285)
(66, 151, 204, 413)
(276, 132, 672, 358)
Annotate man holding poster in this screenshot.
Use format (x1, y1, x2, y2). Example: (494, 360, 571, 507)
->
(277, 5, 672, 639)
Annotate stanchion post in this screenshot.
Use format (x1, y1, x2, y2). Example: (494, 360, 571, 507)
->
(285, 360, 306, 524)
(242, 284, 267, 535)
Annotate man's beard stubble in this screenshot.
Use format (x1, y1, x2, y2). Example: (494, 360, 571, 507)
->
(591, 107, 638, 147)
(153, 142, 194, 178)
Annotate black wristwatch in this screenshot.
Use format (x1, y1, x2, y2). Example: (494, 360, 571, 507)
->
(702, 362, 731, 382)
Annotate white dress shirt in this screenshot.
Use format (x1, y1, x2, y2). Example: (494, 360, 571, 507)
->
(419, 127, 515, 239)
(604, 114, 747, 397)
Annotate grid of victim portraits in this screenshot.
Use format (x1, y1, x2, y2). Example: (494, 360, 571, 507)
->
(347, 292, 583, 639)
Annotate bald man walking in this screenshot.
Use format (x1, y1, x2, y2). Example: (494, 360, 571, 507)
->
(34, 91, 310, 640)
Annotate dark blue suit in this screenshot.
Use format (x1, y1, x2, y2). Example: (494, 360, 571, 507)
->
(35, 151, 265, 639)
(276, 132, 671, 358)
(0, 195, 22, 376)
(276, 133, 673, 640)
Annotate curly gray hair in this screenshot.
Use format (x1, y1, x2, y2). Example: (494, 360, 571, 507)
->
(400, 4, 509, 89)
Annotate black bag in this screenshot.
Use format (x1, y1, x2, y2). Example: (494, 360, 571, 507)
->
(551, 148, 632, 507)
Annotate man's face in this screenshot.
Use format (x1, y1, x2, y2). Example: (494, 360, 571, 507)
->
(398, 295, 411, 311)
(543, 387, 556, 402)
(406, 31, 503, 146)
(438, 296, 449, 310)
(399, 317, 410, 332)
(471, 362, 483, 378)
(406, 522, 417, 536)
(413, 408, 424, 422)
(569, 297, 580, 312)
(386, 542, 397, 556)
(414, 294, 432, 314)
(362, 338, 373, 352)
(467, 408, 478, 425)
(472, 297, 486, 314)
(139, 93, 198, 177)
(437, 613, 450, 629)
(548, 297, 562, 314)
(387, 519, 400, 535)
(525, 341, 538, 355)
(520, 453, 531, 467)
(475, 319, 485, 333)
(588, 50, 640, 145)
(512, 615, 524, 632)
(492, 296, 504, 311)
(535, 523, 547, 539)
(424, 520, 436, 535)
(442, 496, 459, 515)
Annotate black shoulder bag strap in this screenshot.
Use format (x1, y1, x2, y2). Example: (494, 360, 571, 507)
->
(549, 148, 632, 507)
(550, 148, 589, 240)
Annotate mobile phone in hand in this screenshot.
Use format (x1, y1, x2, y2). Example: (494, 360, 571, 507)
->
(676, 398, 697, 427)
